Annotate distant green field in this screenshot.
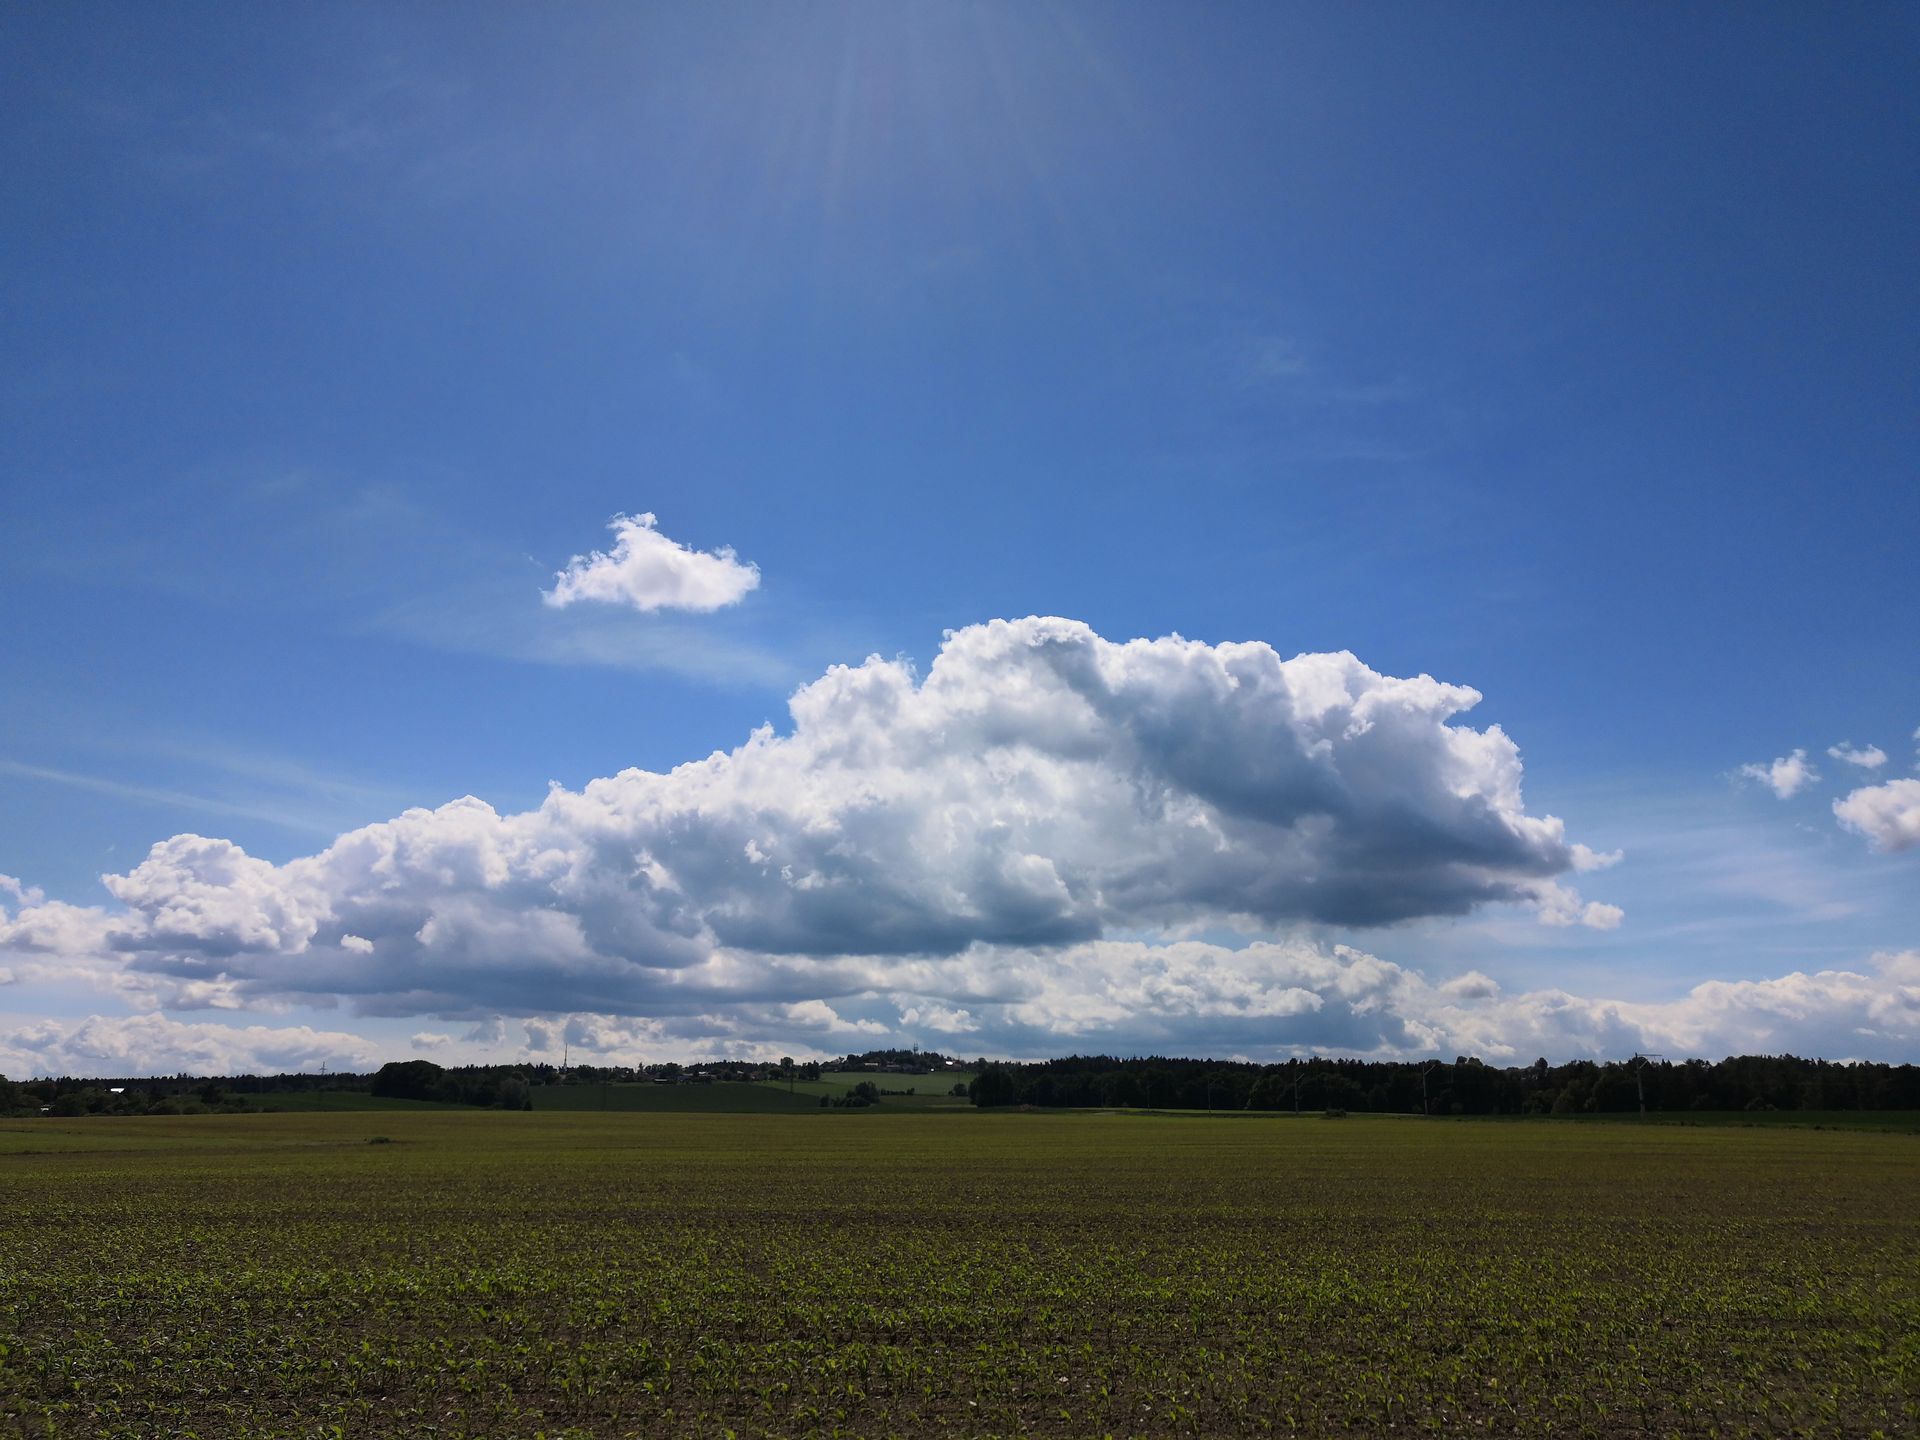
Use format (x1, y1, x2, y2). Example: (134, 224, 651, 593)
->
(3, 1110, 1916, 1438)
(1550, 1107, 1920, 1134)
(529, 1080, 820, 1113)
(254, 1091, 448, 1113)
(757, 1066, 976, 1107)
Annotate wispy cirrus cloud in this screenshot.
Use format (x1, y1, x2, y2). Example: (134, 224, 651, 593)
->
(6, 470, 795, 687)
(0, 759, 348, 838)
(375, 574, 797, 687)
(0, 734, 424, 842)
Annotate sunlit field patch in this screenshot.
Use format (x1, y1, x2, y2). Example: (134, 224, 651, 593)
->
(2, 1111, 1915, 1438)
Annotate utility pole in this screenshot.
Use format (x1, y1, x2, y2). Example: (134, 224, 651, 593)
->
(1631, 1053, 1663, 1117)
(1421, 1059, 1443, 1117)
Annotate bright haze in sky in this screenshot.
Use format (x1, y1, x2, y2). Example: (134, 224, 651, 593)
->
(1, 5, 1915, 1077)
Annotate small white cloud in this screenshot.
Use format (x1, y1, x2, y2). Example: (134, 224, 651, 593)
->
(1739, 749, 1817, 799)
(1578, 901, 1623, 930)
(544, 512, 759, 614)
(1439, 971, 1500, 1001)
(410, 1031, 453, 1049)
(1833, 778, 1920, 853)
(464, 1017, 509, 1047)
(1532, 882, 1625, 930)
(897, 1002, 979, 1033)
(0, 874, 45, 910)
(1570, 844, 1623, 872)
(339, 933, 374, 953)
(1827, 742, 1888, 771)
(781, 1000, 890, 1037)
(782, 999, 837, 1029)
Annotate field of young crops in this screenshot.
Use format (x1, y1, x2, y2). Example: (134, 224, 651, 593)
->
(3, 1110, 1916, 1439)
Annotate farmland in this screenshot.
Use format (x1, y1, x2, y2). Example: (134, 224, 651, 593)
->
(752, 1069, 977, 1108)
(2, 1112, 1916, 1438)
(526, 1068, 974, 1113)
(529, 1081, 821, 1114)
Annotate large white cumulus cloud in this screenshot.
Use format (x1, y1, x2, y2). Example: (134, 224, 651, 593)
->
(1, 617, 1615, 1021)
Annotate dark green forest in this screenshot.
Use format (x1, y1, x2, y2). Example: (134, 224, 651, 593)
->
(962, 1052, 1920, 1115)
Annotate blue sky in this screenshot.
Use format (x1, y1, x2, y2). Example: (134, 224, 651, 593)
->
(2, 4, 1916, 1076)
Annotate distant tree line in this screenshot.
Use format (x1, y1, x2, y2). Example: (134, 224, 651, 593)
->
(0, 1075, 275, 1117)
(369, 1060, 534, 1109)
(12, 1049, 1917, 1120)
(820, 1080, 881, 1109)
(965, 1053, 1920, 1115)
(0, 1056, 831, 1116)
